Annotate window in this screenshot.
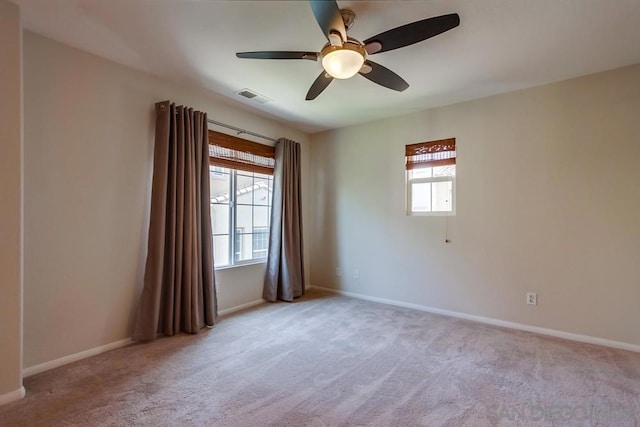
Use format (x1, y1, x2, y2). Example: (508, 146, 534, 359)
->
(209, 131, 275, 268)
(406, 138, 456, 215)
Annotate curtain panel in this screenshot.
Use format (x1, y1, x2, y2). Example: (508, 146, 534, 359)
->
(263, 138, 305, 302)
(133, 101, 217, 341)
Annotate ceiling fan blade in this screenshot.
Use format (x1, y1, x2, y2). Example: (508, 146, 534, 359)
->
(309, 0, 347, 43)
(306, 72, 334, 100)
(236, 51, 318, 61)
(359, 60, 409, 92)
(364, 13, 460, 54)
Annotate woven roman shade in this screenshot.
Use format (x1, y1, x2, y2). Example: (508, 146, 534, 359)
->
(208, 131, 275, 175)
(405, 138, 456, 170)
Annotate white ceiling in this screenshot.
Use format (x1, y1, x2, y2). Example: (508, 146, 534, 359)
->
(15, 0, 640, 133)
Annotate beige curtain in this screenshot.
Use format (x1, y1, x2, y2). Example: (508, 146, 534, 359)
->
(263, 139, 305, 302)
(133, 100, 217, 341)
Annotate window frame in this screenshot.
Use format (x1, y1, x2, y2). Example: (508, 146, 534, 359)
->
(208, 130, 275, 269)
(211, 167, 273, 269)
(406, 168, 456, 216)
(405, 138, 457, 217)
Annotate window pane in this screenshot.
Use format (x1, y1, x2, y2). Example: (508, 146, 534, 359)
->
(236, 204, 253, 233)
(235, 233, 253, 262)
(410, 168, 432, 179)
(431, 180, 453, 212)
(254, 206, 269, 229)
(411, 183, 431, 212)
(252, 227, 269, 259)
(210, 167, 230, 201)
(213, 235, 229, 267)
(254, 176, 270, 206)
(409, 166, 456, 180)
(210, 166, 229, 175)
(432, 165, 456, 177)
(211, 203, 230, 235)
(236, 174, 254, 204)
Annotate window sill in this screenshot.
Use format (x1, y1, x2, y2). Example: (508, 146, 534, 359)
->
(408, 211, 456, 217)
(214, 259, 267, 271)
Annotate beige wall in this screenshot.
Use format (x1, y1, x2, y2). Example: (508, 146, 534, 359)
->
(23, 32, 310, 368)
(0, 0, 24, 400)
(310, 63, 640, 346)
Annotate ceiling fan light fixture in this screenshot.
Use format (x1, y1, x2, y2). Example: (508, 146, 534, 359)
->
(321, 42, 365, 79)
(237, 2, 461, 100)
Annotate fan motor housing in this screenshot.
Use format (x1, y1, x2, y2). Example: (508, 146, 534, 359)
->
(320, 38, 366, 61)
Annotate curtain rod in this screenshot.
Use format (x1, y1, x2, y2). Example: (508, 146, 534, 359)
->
(207, 119, 278, 143)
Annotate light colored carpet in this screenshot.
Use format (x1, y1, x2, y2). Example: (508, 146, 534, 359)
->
(1, 289, 639, 426)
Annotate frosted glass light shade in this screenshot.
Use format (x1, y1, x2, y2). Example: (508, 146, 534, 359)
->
(322, 49, 365, 79)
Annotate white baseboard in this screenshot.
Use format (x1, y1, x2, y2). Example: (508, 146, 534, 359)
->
(310, 285, 640, 353)
(0, 386, 25, 406)
(23, 338, 132, 378)
(219, 299, 265, 316)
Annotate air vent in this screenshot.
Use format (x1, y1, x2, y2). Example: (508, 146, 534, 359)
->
(236, 88, 272, 105)
(238, 90, 257, 99)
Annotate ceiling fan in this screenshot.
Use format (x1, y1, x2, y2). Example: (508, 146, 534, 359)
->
(236, 1, 460, 100)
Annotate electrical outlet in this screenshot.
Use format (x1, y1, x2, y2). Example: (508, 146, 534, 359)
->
(526, 292, 537, 305)
(336, 268, 341, 277)
(354, 269, 359, 279)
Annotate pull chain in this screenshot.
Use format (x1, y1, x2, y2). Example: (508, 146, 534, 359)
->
(445, 216, 451, 244)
